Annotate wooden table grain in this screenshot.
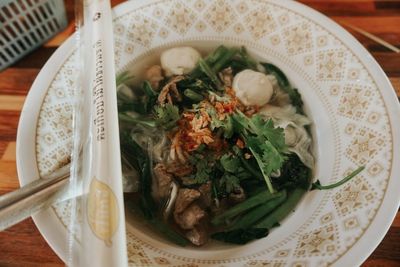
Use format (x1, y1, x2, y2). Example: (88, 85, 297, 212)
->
(0, 0, 399, 266)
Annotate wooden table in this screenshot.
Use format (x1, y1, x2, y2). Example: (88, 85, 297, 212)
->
(0, 0, 399, 266)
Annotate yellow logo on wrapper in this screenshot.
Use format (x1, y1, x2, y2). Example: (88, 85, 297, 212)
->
(87, 178, 119, 246)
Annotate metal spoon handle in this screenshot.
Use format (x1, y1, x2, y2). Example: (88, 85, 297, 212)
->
(0, 165, 70, 231)
(0, 178, 69, 231)
(0, 165, 70, 210)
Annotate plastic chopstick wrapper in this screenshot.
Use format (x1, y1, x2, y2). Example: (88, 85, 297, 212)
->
(67, 0, 128, 266)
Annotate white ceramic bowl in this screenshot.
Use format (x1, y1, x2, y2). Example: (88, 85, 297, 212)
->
(17, 1, 400, 266)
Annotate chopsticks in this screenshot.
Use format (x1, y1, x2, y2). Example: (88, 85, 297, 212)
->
(340, 21, 400, 53)
(0, 165, 70, 231)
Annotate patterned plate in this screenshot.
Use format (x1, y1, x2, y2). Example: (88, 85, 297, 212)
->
(16, 0, 400, 266)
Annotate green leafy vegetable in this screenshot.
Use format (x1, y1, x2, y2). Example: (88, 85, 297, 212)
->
(220, 154, 240, 173)
(154, 103, 180, 130)
(116, 45, 366, 247)
(276, 154, 311, 190)
(211, 228, 268, 244)
(141, 81, 158, 113)
(232, 112, 287, 193)
(208, 107, 234, 138)
(249, 137, 285, 175)
(247, 116, 287, 151)
(229, 190, 287, 230)
(261, 63, 304, 114)
(116, 83, 147, 114)
(211, 47, 238, 72)
(184, 89, 204, 102)
(232, 113, 287, 152)
(120, 133, 155, 219)
(191, 45, 230, 77)
(219, 174, 241, 193)
(119, 113, 157, 128)
(116, 80, 157, 114)
(116, 71, 134, 87)
(311, 166, 365, 190)
(212, 190, 278, 225)
(185, 154, 214, 185)
(232, 146, 264, 180)
(204, 45, 230, 65)
(218, 154, 252, 193)
(146, 219, 189, 246)
(198, 58, 223, 91)
(289, 88, 304, 113)
(255, 188, 307, 229)
(178, 78, 214, 93)
(121, 134, 188, 246)
(237, 46, 257, 70)
(261, 63, 289, 87)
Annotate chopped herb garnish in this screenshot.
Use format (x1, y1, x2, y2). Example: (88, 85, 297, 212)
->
(232, 111, 287, 193)
(154, 103, 180, 130)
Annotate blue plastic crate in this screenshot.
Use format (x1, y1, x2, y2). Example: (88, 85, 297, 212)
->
(0, 0, 67, 71)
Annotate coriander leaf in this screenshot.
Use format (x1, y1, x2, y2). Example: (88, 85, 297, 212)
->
(248, 116, 287, 152)
(208, 107, 234, 138)
(247, 145, 275, 194)
(220, 154, 240, 173)
(190, 170, 210, 185)
(231, 112, 250, 133)
(222, 116, 234, 138)
(219, 173, 241, 193)
(154, 103, 180, 130)
(232, 111, 288, 194)
(185, 154, 213, 185)
(235, 166, 252, 180)
(233, 146, 264, 180)
(219, 154, 251, 181)
(257, 139, 285, 171)
(246, 136, 286, 193)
